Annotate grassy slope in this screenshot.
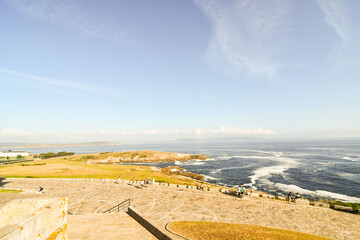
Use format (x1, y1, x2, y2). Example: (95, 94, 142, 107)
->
(169, 222, 333, 240)
(0, 158, 198, 185)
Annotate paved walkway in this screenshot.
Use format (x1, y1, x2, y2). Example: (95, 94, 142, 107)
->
(67, 212, 156, 240)
(1, 178, 360, 240)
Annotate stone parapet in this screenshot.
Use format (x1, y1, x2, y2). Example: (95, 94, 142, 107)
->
(249, 192, 260, 197)
(295, 199, 310, 206)
(314, 202, 330, 208)
(334, 205, 353, 212)
(0, 198, 68, 240)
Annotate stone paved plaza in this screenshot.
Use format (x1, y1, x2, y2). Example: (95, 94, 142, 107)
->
(1, 178, 360, 240)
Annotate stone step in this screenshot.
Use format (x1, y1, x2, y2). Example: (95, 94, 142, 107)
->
(67, 212, 156, 240)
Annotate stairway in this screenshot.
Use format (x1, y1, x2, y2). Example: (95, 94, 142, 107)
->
(67, 212, 157, 240)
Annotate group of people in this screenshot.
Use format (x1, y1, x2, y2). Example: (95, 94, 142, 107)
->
(116, 176, 155, 187)
(287, 192, 301, 201)
(132, 178, 155, 188)
(237, 185, 246, 198)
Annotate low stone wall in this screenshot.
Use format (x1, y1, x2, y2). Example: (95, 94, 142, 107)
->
(314, 202, 330, 208)
(127, 206, 175, 240)
(295, 199, 310, 206)
(0, 198, 68, 240)
(334, 205, 353, 212)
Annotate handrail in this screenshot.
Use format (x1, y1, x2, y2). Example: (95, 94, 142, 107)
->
(103, 198, 131, 213)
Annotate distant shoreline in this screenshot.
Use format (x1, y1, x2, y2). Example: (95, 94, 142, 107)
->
(11, 142, 121, 149)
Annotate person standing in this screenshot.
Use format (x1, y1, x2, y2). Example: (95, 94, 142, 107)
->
(240, 185, 245, 198)
(238, 185, 241, 197)
(287, 192, 293, 201)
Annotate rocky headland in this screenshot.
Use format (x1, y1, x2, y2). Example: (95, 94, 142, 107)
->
(76, 150, 207, 164)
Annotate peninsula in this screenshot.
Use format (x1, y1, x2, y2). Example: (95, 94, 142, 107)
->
(66, 150, 207, 164)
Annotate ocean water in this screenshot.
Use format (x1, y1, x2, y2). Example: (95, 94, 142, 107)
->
(3, 139, 360, 202)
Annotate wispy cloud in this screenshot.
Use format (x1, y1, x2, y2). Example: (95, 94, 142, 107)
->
(194, 0, 291, 79)
(316, 0, 351, 45)
(0, 68, 117, 96)
(5, 0, 126, 43)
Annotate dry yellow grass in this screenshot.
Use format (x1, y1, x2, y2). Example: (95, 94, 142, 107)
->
(168, 221, 333, 240)
(0, 158, 198, 185)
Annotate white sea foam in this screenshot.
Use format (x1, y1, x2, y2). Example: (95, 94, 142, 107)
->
(343, 156, 358, 162)
(210, 169, 222, 174)
(307, 147, 337, 151)
(338, 173, 360, 182)
(275, 183, 360, 202)
(247, 153, 299, 187)
(203, 175, 216, 180)
(174, 160, 205, 166)
(210, 166, 251, 175)
(214, 156, 233, 160)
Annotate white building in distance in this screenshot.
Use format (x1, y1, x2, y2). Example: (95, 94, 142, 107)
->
(0, 150, 30, 157)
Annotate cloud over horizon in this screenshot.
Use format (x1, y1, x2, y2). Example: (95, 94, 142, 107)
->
(0, 127, 277, 142)
(113, 126, 277, 137)
(0, 128, 29, 137)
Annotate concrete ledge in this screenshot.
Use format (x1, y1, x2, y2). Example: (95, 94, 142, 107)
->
(314, 202, 330, 208)
(127, 206, 174, 240)
(334, 205, 353, 212)
(265, 195, 275, 199)
(295, 199, 310, 206)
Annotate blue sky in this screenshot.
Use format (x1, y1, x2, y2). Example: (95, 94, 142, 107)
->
(1, 0, 359, 143)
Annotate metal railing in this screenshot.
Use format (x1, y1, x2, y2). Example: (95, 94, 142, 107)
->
(103, 198, 131, 213)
